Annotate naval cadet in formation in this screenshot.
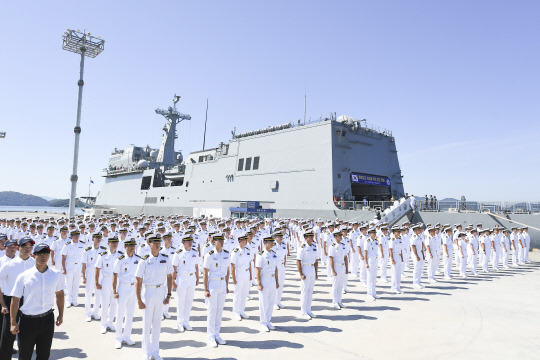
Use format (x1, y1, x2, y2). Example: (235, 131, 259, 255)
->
(135, 234, 173, 360)
(256, 236, 279, 332)
(0, 213, 536, 358)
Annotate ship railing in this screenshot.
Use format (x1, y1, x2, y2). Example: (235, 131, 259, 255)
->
(333, 200, 400, 211)
(103, 166, 145, 176)
(416, 200, 540, 214)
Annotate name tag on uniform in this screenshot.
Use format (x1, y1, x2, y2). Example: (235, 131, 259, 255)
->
(134, 261, 139, 264)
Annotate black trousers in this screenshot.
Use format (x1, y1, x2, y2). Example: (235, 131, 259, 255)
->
(0, 295, 21, 360)
(18, 312, 55, 360)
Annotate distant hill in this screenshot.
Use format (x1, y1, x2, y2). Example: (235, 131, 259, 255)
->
(0, 191, 84, 207)
(49, 199, 86, 207)
(0, 191, 50, 206)
(40, 196, 57, 202)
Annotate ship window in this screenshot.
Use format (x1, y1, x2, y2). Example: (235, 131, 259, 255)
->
(253, 156, 260, 170)
(141, 176, 152, 190)
(238, 158, 244, 171)
(245, 157, 252, 170)
(198, 155, 204, 162)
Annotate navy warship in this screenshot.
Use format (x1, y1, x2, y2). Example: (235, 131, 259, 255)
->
(92, 96, 539, 247)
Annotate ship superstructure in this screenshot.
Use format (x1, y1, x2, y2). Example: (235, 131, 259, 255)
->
(94, 97, 405, 219)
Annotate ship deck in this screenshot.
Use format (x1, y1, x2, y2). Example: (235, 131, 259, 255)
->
(34, 251, 540, 360)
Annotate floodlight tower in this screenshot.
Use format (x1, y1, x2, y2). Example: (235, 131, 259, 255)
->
(62, 29, 105, 218)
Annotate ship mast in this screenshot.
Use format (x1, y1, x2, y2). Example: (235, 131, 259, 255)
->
(155, 95, 191, 168)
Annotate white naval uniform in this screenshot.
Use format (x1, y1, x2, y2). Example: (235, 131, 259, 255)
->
(424, 235, 437, 281)
(230, 246, 251, 316)
(510, 232, 519, 267)
(203, 249, 230, 341)
(501, 235, 510, 268)
(135, 252, 173, 359)
(442, 234, 453, 279)
(256, 249, 278, 326)
(296, 242, 318, 315)
(364, 237, 378, 297)
(459, 238, 468, 277)
(389, 236, 403, 292)
(273, 242, 287, 306)
(96, 250, 122, 328)
(160, 246, 177, 317)
(113, 253, 140, 343)
(61, 239, 86, 305)
(467, 234, 479, 275)
(410, 234, 425, 288)
(356, 234, 367, 285)
(328, 240, 348, 305)
(82, 245, 106, 317)
(378, 234, 390, 282)
(172, 247, 199, 328)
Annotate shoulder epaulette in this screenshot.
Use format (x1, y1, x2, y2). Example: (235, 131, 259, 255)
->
(65, 241, 71, 245)
(99, 251, 107, 256)
(224, 250, 229, 253)
(118, 254, 125, 260)
(209, 250, 215, 255)
(176, 248, 183, 253)
(259, 250, 263, 255)
(118, 251, 124, 254)
(142, 254, 149, 260)
(171, 246, 176, 249)
(85, 246, 92, 251)
(161, 253, 168, 257)
(301, 244, 306, 248)
(135, 254, 141, 258)
(141, 243, 146, 247)
(332, 243, 336, 246)
(233, 248, 239, 252)
(205, 243, 210, 247)
(100, 246, 107, 249)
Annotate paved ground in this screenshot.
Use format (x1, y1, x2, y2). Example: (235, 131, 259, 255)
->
(11, 251, 539, 360)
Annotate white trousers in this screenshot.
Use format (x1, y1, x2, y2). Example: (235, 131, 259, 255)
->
(402, 246, 411, 270)
(379, 252, 389, 280)
(300, 268, 315, 314)
(358, 256, 367, 284)
(100, 277, 117, 326)
(502, 249, 509, 267)
(426, 256, 436, 280)
(491, 249, 500, 269)
(331, 265, 346, 304)
(350, 251, 359, 276)
(460, 254, 467, 277)
(390, 260, 402, 291)
(115, 283, 136, 342)
(482, 250, 490, 271)
(443, 252, 453, 278)
(176, 274, 196, 326)
(275, 266, 285, 304)
(258, 276, 277, 324)
(467, 253, 478, 274)
(84, 268, 100, 317)
(207, 279, 226, 340)
(366, 257, 377, 297)
(232, 270, 250, 315)
(65, 263, 82, 305)
(518, 245, 526, 264)
(142, 287, 165, 358)
(412, 258, 424, 286)
(512, 247, 519, 266)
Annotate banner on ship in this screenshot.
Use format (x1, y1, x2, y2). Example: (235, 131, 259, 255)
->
(350, 172, 391, 187)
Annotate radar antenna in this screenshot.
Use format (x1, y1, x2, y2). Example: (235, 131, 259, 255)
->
(155, 95, 191, 167)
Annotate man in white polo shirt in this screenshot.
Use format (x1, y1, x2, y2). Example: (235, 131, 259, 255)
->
(9, 243, 64, 360)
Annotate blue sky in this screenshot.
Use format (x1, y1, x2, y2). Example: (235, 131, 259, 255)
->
(0, 1, 539, 201)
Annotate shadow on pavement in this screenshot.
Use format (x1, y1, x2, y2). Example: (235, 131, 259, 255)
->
(227, 339, 304, 349)
(49, 347, 87, 359)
